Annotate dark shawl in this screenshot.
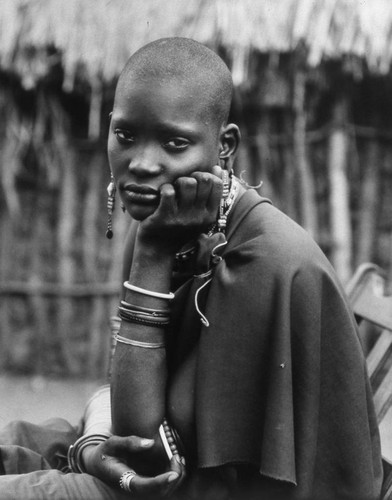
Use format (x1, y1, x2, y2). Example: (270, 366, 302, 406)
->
(169, 189, 382, 500)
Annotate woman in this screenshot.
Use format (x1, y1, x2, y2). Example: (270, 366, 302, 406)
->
(0, 37, 383, 500)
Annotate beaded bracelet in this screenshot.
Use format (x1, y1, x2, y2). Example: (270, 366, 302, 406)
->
(159, 418, 181, 460)
(123, 282, 175, 300)
(67, 433, 110, 473)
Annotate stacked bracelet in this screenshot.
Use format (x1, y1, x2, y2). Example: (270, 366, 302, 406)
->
(118, 298, 171, 328)
(67, 433, 110, 473)
(118, 308, 170, 327)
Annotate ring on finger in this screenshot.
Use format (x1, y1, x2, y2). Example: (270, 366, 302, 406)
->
(119, 470, 137, 493)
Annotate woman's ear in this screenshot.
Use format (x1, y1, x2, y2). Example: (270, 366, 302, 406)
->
(219, 123, 241, 171)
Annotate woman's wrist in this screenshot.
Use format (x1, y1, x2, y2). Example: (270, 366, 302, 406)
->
(79, 443, 97, 474)
(134, 239, 176, 267)
(127, 240, 174, 307)
(136, 226, 179, 256)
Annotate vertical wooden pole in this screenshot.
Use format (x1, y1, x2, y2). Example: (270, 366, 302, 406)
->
(282, 109, 297, 220)
(327, 96, 352, 283)
(82, 152, 108, 378)
(0, 213, 12, 370)
(293, 70, 317, 239)
(0, 100, 24, 369)
(88, 79, 103, 140)
(385, 150, 392, 294)
(254, 111, 276, 201)
(355, 135, 380, 267)
(29, 189, 52, 376)
(54, 97, 79, 374)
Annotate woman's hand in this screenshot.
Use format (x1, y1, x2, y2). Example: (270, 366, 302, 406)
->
(138, 165, 224, 253)
(82, 435, 186, 497)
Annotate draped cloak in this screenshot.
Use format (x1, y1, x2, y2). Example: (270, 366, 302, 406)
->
(0, 188, 383, 500)
(168, 189, 383, 499)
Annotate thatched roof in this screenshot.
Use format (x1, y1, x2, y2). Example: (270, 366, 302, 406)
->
(1, 0, 392, 90)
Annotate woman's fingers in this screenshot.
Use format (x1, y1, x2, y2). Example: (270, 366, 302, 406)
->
(174, 176, 198, 210)
(127, 470, 180, 497)
(138, 166, 229, 247)
(155, 183, 177, 218)
(96, 436, 156, 484)
(169, 454, 186, 489)
(170, 454, 186, 474)
(115, 468, 181, 497)
(84, 436, 185, 497)
(176, 172, 222, 214)
(206, 173, 224, 212)
(211, 164, 223, 179)
(190, 172, 216, 209)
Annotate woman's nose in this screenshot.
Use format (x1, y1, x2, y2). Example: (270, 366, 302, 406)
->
(128, 147, 161, 177)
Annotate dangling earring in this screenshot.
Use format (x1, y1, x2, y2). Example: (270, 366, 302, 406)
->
(217, 169, 230, 232)
(106, 175, 116, 239)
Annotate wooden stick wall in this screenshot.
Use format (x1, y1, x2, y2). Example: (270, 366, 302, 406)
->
(0, 87, 391, 378)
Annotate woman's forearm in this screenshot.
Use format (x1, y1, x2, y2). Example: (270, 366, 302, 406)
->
(111, 240, 174, 439)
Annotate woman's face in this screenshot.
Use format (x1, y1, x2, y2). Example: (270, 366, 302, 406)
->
(108, 76, 222, 221)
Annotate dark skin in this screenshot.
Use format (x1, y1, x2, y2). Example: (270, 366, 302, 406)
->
(82, 71, 241, 497)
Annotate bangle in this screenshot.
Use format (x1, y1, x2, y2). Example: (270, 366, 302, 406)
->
(115, 334, 166, 349)
(118, 306, 170, 322)
(118, 309, 170, 327)
(67, 433, 110, 473)
(120, 301, 170, 317)
(123, 281, 175, 300)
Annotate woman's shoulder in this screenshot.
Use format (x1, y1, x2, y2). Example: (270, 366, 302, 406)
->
(227, 189, 327, 271)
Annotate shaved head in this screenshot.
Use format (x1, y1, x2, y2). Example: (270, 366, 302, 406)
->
(116, 37, 233, 127)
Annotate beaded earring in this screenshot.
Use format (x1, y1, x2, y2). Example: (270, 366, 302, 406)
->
(105, 175, 116, 239)
(217, 169, 230, 232)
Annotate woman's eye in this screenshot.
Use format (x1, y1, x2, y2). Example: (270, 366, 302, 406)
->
(164, 138, 190, 151)
(114, 129, 135, 143)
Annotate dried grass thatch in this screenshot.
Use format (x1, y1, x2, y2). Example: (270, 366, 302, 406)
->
(1, 0, 392, 90)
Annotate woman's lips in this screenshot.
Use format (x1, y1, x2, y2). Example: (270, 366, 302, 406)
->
(122, 184, 159, 205)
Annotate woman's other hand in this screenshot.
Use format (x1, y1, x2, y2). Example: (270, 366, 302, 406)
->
(82, 435, 186, 497)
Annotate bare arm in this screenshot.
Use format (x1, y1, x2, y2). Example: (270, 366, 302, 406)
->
(111, 171, 223, 442)
(111, 239, 173, 438)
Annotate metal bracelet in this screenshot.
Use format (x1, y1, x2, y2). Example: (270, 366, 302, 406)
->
(118, 309, 170, 327)
(67, 433, 110, 473)
(118, 306, 170, 322)
(123, 281, 175, 300)
(115, 334, 166, 349)
(120, 300, 170, 316)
